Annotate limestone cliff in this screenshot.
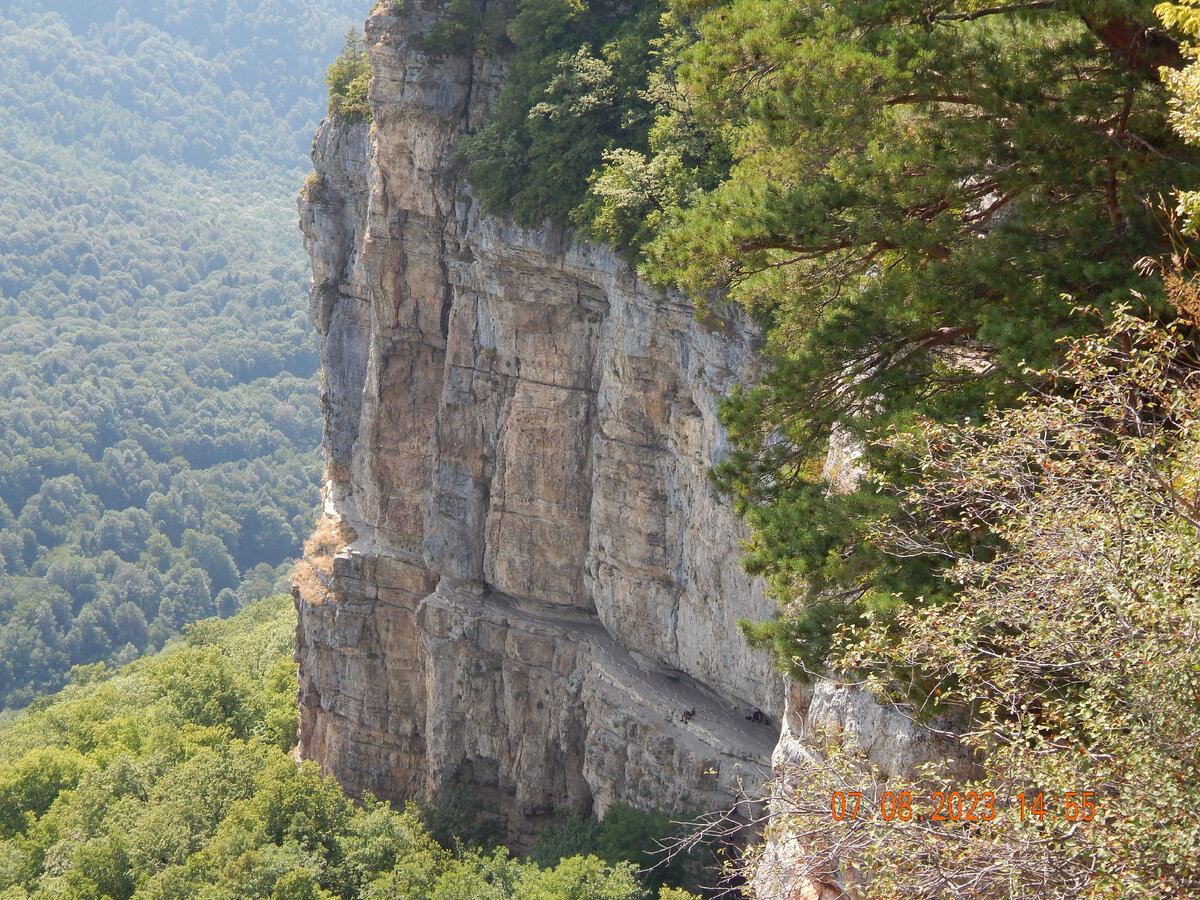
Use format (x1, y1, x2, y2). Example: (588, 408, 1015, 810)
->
(294, 1, 786, 835)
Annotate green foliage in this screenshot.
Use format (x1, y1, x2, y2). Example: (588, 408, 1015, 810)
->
(629, 0, 1195, 673)
(150, 647, 257, 736)
(756, 310, 1200, 896)
(326, 30, 373, 124)
(531, 804, 700, 894)
(573, 17, 733, 255)
(272, 869, 337, 900)
(0, 748, 89, 838)
(1162, 0, 1200, 229)
(459, 0, 664, 225)
(417, 780, 504, 850)
(0, 597, 670, 899)
(0, 0, 369, 710)
(421, 0, 510, 56)
(530, 809, 603, 868)
(514, 853, 645, 900)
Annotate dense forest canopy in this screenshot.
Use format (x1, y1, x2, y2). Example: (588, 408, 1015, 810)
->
(0, 0, 364, 712)
(0, 597, 704, 900)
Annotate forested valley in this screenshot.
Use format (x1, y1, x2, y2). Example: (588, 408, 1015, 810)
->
(0, 0, 366, 711)
(7, 0, 1200, 895)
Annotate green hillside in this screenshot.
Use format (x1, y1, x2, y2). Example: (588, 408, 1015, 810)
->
(0, 0, 365, 711)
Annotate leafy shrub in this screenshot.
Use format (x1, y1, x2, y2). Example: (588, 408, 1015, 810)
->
(0, 747, 89, 838)
(459, 0, 663, 227)
(420, 0, 509, 56)
(751, 309, 1200, 896)
(533, 804, 705, 894)
(418, 779, 504, 850)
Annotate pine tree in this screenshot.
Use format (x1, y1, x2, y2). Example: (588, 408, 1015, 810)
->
(326, 29, 371, 123)
(638, 0, 1200, 669)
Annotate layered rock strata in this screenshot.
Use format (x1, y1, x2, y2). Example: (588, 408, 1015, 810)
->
(294, 2, 785, 835)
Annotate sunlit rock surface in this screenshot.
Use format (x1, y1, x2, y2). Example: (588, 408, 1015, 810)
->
(294, 0, 785, 839)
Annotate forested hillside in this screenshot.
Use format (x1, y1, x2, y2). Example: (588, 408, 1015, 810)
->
(0, 0, 364, 711)
(0, 597, 701, 900)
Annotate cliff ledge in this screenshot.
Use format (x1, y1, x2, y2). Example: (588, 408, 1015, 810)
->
(293, 1, 785, 838)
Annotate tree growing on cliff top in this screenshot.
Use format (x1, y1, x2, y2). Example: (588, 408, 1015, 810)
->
(729, 8, 1200, 887)
(326, 29, 371, 123)
(459, 0, 665, 225)
(453, 0, 1200, 674)
(620, 0, 1198, 673)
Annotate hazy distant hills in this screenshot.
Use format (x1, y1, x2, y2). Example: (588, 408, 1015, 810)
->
(0, 0, 367, 711)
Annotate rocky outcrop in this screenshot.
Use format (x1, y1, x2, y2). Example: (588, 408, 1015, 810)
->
(748, 682, 978, 900)
(294, 1, 785, 837)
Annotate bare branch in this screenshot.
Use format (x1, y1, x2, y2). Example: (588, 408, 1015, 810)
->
(931, 1, 1057, 24)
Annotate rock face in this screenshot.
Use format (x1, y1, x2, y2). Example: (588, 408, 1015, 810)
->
(294, 2, 785, 836)
(749, 682, 978, 900)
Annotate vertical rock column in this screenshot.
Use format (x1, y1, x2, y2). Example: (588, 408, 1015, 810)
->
(294, 0, 484, 802)
(295, 0, 786, 833)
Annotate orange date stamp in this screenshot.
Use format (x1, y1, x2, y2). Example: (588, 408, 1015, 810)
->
(830, 790, 1099, 824)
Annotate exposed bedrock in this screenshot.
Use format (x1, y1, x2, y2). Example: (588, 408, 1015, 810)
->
(294, 1, 786, 837)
